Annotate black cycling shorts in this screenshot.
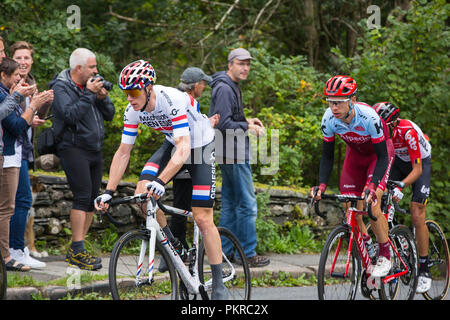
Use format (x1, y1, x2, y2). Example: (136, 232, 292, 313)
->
(389, 156, 431, 205)
(139, 139, 216, 208)
(59, 147, 103, 212)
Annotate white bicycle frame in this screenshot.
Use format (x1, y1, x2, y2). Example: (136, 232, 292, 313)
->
(136, 195, 236, 295)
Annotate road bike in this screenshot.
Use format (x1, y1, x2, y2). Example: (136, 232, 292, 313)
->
(366, 180, 449, 300)
(0, 250, 6, 300)
(312, 187, 418, 300)
(101, 193, 251, 300)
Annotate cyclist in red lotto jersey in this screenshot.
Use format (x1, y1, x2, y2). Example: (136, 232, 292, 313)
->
(311, 75, 395, 277)
(374, 102, 432, 293)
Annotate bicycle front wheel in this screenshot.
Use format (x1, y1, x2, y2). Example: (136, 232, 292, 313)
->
(198, 227, 251, 300)
(109, 229, 179, 300)
(422, 220, 449, 300)
(383, 224, 418, 300)
(317, 225, 359, 300)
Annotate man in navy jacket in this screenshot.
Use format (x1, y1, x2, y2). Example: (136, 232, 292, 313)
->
(209, 48, 269, 267)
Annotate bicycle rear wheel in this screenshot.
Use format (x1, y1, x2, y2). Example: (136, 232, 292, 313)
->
(317, 225, 359, 300)
(383, 224, 418, 300)
(0, 251, 6, 300)
(422, 220, 449, 300)
(198, 227, 251, 300)
(109, 229, 179, 300)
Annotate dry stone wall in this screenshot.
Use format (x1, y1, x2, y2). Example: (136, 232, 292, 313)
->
(30, 174, 343, 243)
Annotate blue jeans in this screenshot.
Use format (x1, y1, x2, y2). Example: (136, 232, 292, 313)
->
(9, 160, 33, 250)
(219, 163, 257, 258)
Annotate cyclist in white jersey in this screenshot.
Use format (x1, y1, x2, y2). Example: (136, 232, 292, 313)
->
(94, 60, 228, 299)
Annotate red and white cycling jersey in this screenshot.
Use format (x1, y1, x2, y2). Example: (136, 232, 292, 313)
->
(391, 119, 431, 163)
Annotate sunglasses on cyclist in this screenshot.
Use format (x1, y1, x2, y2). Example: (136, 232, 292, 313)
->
(326, 98, 350, 106)
(123, 89, 143, 98)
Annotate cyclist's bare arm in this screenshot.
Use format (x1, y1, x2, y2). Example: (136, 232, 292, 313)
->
(95, 143, 133, 211)
(107, 143, 134, 189)
(402, 160, 422, 188)
(156, 135, 191, 184)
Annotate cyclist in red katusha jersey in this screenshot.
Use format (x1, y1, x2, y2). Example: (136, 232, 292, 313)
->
(94, 60, 228, 299)
(311, 75, 395, 278)
(374, 102, 432, 293)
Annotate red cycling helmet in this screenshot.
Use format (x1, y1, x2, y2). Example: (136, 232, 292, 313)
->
(373, 102, 399, 123)
(324, 75, 357, 97)
(118, 60, 156, 90)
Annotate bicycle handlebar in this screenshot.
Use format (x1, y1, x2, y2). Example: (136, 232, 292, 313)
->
(311, 192, 377, 221)
(108, 193, 150, 206)
(106, 193, 180, 216)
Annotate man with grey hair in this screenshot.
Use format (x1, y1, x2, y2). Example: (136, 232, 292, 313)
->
(50, 48, 115, 270)
(209, 48, 269, 268)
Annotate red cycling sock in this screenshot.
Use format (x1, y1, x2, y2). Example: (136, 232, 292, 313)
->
(378, 241, 390, 260)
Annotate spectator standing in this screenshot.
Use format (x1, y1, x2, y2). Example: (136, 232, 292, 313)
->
(9, 41, 49, 268)
(50, 48, 115, 270)
(0, 58, 51, 271)
(209, 48, 270, 267)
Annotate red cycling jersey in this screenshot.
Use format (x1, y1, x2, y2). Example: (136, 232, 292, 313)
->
(391, 119, 431, 163)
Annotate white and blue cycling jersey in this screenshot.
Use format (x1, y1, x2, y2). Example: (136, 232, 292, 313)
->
(121, 85, 214, 149)
(321, 102, 387, 154)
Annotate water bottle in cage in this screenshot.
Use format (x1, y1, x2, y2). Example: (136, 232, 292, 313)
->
(171, 237, 188, 262)
(365, 237, 377, 262)
(387, 204, 395, 222)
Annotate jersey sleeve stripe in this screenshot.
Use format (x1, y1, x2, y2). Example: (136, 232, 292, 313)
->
(371, 136, 385, 144)
(122, 130, 138, 136)
(173, 122, 189, 129)
(172, 114, 188, 122)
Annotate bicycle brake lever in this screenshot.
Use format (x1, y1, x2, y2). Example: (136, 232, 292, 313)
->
(366, 202, 377, 221)
(309, 186, 319, 208)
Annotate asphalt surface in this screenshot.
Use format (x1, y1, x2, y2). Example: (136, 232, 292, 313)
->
(5, 253, 448, 301)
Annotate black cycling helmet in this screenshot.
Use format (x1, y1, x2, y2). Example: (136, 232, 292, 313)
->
(373, 102, 399, 123)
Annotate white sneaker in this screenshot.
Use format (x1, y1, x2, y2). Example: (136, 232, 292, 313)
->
(416, 272, 432, 293)
(29, 248, 49, 258)
(10, 248, 46, 269)
(371, 256, 391, 277)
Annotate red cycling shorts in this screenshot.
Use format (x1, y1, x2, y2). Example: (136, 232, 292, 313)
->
(339, 139, 395, 196)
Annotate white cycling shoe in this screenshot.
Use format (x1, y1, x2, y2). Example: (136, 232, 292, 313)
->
(416, 272, 432, 293)
(371, 256, 391, 277)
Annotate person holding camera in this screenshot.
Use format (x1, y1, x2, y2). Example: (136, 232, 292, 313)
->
(50, 48, 115, 270)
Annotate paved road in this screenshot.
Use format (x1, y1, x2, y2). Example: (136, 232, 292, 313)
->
(5, 253, 449, 301)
